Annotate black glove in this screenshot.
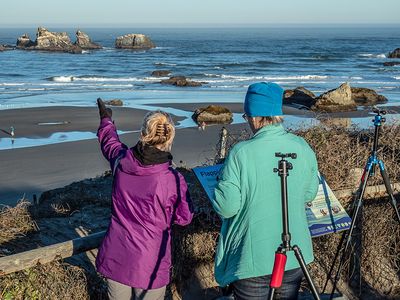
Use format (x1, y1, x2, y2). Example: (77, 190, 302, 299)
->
(97, 98, 112, 119)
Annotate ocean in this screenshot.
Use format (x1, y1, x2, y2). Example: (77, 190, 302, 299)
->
(0, 26, 400, 109)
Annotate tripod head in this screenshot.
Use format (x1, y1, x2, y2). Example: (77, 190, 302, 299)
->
(274, 152, 297, 174)
(372, 107, 386, 126)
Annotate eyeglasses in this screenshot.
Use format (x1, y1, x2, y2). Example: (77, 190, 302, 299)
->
(242, 113, 248, 121)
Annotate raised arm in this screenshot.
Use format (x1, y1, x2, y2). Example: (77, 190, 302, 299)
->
(96, 98, 127, 162)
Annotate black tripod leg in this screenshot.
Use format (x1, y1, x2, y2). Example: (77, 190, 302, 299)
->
(379, 162, 400, 224)
(329, 165, 372, 300)
(322, 228, 346, 293)
(292, 245, 320, 300)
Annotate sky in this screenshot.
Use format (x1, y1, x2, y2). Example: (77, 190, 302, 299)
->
(0, 0, 399, 27)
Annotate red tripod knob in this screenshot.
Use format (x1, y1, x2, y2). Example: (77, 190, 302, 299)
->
(270, 252, 287, 288)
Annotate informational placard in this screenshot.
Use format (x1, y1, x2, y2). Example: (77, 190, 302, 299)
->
(192, 164, 223, 201)
(305, 175, 351, 237)
(193, 165, 351, 238)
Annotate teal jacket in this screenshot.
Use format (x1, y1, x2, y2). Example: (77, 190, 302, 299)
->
(211, 124, 319, 286)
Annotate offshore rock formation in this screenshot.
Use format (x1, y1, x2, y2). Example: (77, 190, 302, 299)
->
(192, 105, 233, 125)
(17, 27, 82, 53)
(151, 70, 171, 77)
(74, 30, 102, 49)
(161, 76, 202, 87)
(115, 34, 155, 50)
(383, 61, 400, 66)
(388, 48, 400, 58)
(312, 83, 356, 112)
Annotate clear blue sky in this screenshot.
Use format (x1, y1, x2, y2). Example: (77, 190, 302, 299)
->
(1, 0, 399, 27)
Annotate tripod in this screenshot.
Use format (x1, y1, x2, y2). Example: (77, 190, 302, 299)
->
(268, 153, 320, 300)
(323, 108, 400, 299)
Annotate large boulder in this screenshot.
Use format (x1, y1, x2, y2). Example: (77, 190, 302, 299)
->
(351, 87, 388, 106)
(16, 27, 82, 53)
(74, 30, 101, 49)
(161, 76, 202, 87)
(312, 83, 356, 112)
(284, 86, 316, 108)
(388, 48, 400, 58)
(151, 70, 171, 77)
(192, 105, 233, 125)
(115, 34, 155, 50)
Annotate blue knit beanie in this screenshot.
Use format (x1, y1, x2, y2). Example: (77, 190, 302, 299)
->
(244, 82, 283, 117)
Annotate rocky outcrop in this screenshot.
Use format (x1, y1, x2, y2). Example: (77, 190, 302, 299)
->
(151, 70, 171, 77)
(161, 76, 202, 87)
(284, 87, 316, 108)
(383, 61, 400, 66)
(388, 48, 400, 58)
(351, 87, 388, 105)
(16, 34, 35, 48)
(312, 83, 356, 112)
(103, 99, 123, 106)
(115, 34, 155, 50)
(192, 105, 233, 125)
(74, 30, 101, 49)
(16, 27, 82, 53)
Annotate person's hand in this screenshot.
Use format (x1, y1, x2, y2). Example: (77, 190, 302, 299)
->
(97, 98, 112, 119)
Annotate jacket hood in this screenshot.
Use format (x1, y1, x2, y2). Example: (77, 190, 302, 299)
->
(117, 149, 171, 176)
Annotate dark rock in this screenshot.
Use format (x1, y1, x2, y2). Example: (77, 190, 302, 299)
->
(16, 27, 82, 54)
(115, 34, 155, 50)
(284, 87, 316, 108)
(192, 105, 233, 125)
(351, 87, 388, 105)
(383, 61, 400, 66)
(103, 99, 123, 106)
(312, 83, 356, 112)
(16, 33, 35, 48)
(75, 30, 102, 49)
(388, 48, 400, 58)
(161, 76, 202, 87)
(151, 70, 171, 77)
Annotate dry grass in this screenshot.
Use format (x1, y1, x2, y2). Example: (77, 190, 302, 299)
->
(0, 200, 37, 248)
(0, 260, 90, 300)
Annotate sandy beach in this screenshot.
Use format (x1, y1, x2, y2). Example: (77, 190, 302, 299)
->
(0, 103, 398, 206)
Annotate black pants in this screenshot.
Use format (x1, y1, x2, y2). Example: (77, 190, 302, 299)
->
(231, 268, 303, 300)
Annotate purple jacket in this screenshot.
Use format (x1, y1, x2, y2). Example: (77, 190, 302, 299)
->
(95, 118, 193, 289)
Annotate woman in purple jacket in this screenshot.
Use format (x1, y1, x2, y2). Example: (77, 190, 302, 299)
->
(95, 99, 193, 300)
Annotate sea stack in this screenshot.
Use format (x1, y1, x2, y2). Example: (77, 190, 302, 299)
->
(74, 30, 102, 49)
(16, 27, 82, 54)
(115, 34, 155, 50)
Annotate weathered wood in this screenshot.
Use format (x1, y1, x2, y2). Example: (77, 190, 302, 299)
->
(0, 230, 105, 276)
(217, 127, 228, 161)
(334, 182, 400, 200)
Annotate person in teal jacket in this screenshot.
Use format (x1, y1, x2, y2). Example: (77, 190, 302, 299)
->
(211, 82, 319, 300)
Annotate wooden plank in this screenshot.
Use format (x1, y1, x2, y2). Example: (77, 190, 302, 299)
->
(0, 230, 105, 276)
